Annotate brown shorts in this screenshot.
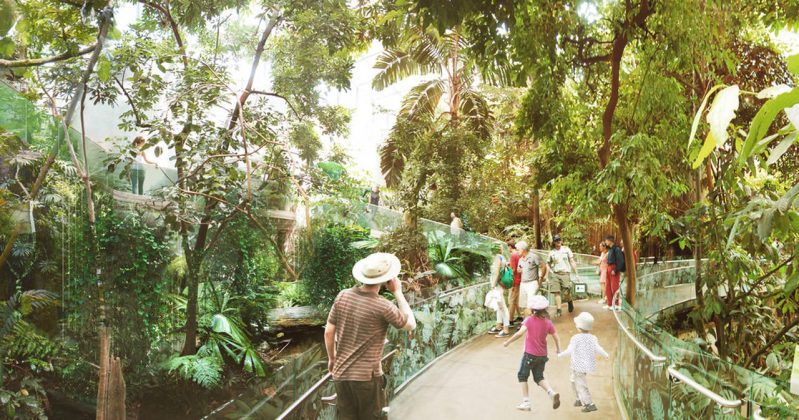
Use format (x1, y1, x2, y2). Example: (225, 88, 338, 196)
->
(549, 272, 571, 293)
(335, 375, 386, 420)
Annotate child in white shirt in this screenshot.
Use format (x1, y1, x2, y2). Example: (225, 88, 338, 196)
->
(557, 312, 609, 413)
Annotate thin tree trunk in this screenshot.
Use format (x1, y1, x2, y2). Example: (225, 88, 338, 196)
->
(227, 14, 281, 131)
(531, 191, 542, 249)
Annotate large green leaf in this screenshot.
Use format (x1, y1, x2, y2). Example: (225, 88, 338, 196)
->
(787, 53, 799, 75)
(740, 87, 799, 162)
(705, 85, 739, 147)
(688, 85, 723, 149)
(692, 132, 716, 169)
(0, 0, 15, 37)
(767, 132, 797, 166)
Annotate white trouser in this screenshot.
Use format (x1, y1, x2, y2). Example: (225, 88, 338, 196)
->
(571, 370, 592, 405)
(519, 281, 540, 309)
(494, 286, 510, 326)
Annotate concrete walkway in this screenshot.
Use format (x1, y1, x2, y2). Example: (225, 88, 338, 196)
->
(390, 300, 621, 420)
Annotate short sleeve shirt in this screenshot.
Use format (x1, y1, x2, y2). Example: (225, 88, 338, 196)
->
(547, 246, 574, 274)
(523, 316, 556, 356)
(510, 252, 522, 286)
(518, 253, 541, 283)
(327, 287, 407, 381)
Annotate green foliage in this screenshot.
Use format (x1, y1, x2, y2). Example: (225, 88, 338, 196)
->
(0, 290, 61, 418)
(275, 281, 310, 308)
(301, 224, 370, 310)
(376, 225, 430, 276)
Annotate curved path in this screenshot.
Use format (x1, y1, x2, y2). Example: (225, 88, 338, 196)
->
(390, 300, 621, 419)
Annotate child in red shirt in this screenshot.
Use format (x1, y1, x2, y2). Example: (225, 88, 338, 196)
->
(504, 295, 562, 411)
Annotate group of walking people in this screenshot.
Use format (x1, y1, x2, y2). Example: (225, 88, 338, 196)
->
(321, 234, 626, 418)
(485, 234, 626, 414)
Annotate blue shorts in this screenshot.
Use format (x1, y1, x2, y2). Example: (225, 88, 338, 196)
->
(518, 352, 548, 383)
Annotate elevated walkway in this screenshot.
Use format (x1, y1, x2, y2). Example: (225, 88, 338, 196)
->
(390, 300, 620, 419)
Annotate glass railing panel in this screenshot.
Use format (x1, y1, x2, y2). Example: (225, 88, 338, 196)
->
(614, 298, 672, 419)
(386, 281, 494, 397)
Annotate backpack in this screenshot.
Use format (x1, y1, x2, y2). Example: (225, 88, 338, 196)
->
(499, 255, 514, 288)
(614, 247, 626, 273)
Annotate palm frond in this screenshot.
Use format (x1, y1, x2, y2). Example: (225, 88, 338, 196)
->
(459, 88, 493, 140)
(379, 136, 405, 188)
(372, 48, 437, 91)
(399, 79, 446, 122)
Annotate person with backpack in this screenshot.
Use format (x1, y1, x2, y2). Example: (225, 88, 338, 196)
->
(507, 240, 523, 325)
(604, 235, 625, 310)
(487, 248, 512, 337)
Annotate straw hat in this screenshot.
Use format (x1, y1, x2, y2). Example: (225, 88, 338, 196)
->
(528, 295, 549, 310)
(574, 312, 595, 331)
(352, 253, 402, 285)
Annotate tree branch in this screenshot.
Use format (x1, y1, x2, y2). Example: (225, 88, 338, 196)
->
(0, 44, 98, 68)
(249, 90, 300, 119)
(745, 316, 799, 368)
(735, 255, 795, 304)
(113, 76, 152, 128)
(139, 1, 188, 68)
(227, 14, 282, 130)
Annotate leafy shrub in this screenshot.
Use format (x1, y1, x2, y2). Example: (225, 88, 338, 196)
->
(276, 281, 310, 308)
(1, 290, 61, 418)
(301, 224, 370, 310)
(376, 226, 430, 276)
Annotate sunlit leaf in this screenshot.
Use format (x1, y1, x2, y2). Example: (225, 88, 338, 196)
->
(767, 132, 797, 166)
(692, 132, 716, 169)
(741, 87, 799, 162)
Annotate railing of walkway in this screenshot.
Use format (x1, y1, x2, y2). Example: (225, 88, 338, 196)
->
(613, 266, 799, 419)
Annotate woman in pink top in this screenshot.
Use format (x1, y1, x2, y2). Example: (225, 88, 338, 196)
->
(593, 243, 609, 304)
(503, 295, 561, 411)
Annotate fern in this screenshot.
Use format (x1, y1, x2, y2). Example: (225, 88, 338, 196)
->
(163, 354, 223, 389)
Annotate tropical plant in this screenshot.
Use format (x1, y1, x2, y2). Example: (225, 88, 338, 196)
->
(164, 284, 267, 389)
(0, 289, 61, 418)
(300, 224, 370, 311)
(372, 26, 492, 223)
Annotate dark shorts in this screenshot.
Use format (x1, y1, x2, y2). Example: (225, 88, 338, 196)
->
(334, 375, 386, 420)
(518, 352, 548, 383)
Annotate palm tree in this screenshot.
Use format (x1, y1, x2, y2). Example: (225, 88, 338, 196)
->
(372, 28, 492, 189)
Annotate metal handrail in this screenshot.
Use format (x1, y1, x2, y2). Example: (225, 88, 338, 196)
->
(612, 291, 667, 364)
(274, 349, 398, 420)
(753, 408, 767, 420)
(667, 364, 743, 408)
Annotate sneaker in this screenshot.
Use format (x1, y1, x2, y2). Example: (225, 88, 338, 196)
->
(574, 400, 583, 407)
(496, 331, 509, 338)
(555, 309, 562, 318)
(568, 300, 574, 313)
(598, 298, 606, 304)
(488, 327, 501, 334)
(516, 401, 531, 411)
(582, 404, 597, 412)
(552, 392, 561, 409)
(602, 305, 610, 310)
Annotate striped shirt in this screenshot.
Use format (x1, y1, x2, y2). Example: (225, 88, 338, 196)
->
(327, 287, 407, 381)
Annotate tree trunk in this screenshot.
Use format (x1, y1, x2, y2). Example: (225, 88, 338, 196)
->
(614, 205, 637, 305)
(531, 190, 542, 249)
(180, 237, 199, 356)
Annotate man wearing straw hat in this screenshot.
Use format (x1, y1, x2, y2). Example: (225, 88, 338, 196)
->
(324, 252, 417, 419)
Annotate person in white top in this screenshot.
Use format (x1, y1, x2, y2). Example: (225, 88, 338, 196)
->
(449, 212, 464, 237)
(540, 235, 580, 317)
(557, 312, 609, 413)
(131, 136, 156, 195)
